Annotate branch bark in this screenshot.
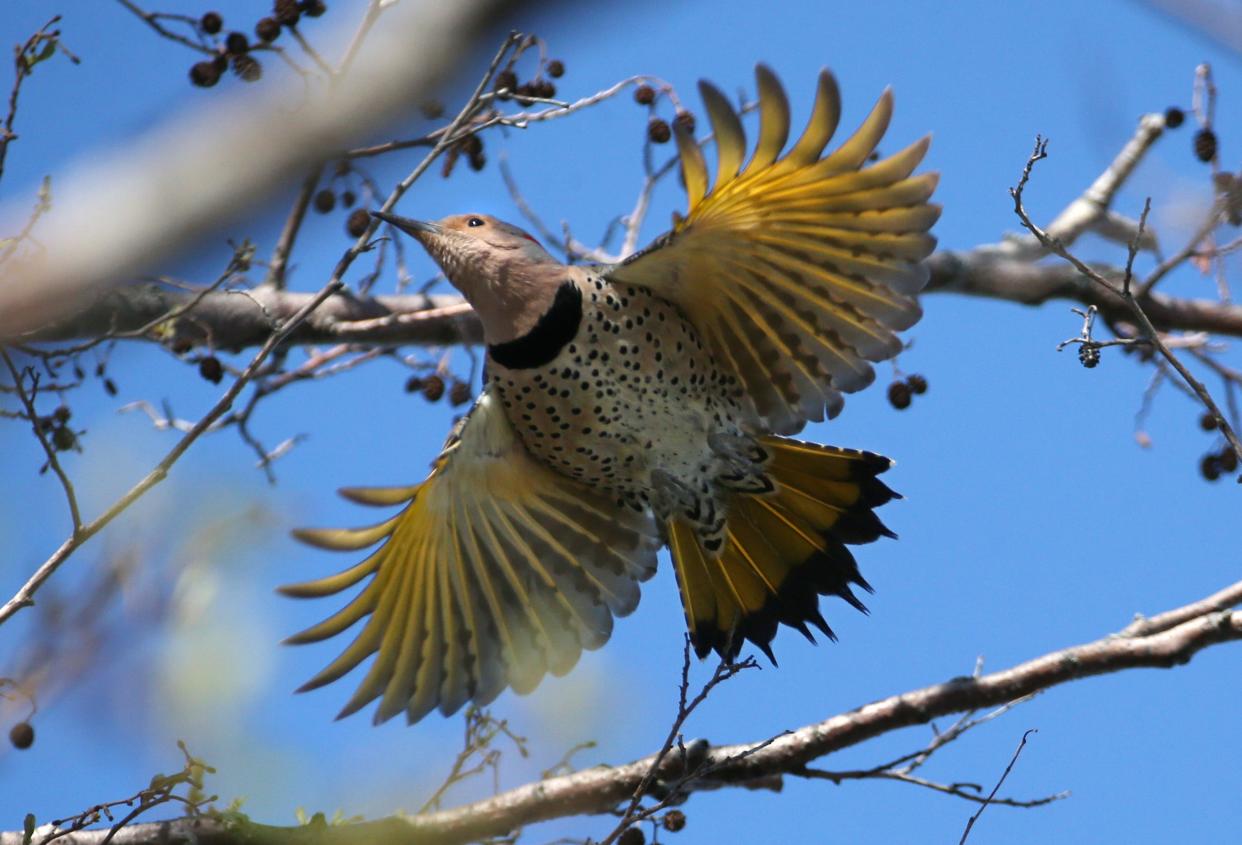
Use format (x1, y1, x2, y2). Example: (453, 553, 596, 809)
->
(7, 580, 1238, 845)
(13, 249, 1242, 352)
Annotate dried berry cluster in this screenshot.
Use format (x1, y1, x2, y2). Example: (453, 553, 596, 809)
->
(1164, 102, 1222, 164)
(615, 812, 688, 845)
(493, 56, 564, 105)
(1197, 413, 1239, 481)
(442, 133, 487, 178)
(310, 169, 371, 238)
(190, 2, 328, 89)
(406, 374, 473, 406)
(1078, 341, 1100, 369)
(887, 373, 928, 410)
(632, 81, 696, 146)
(36, 404, 81, 454)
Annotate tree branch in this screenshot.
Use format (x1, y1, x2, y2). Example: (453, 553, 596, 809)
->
(15, 248, 1242, 353)
(7, 580, 1238, 845)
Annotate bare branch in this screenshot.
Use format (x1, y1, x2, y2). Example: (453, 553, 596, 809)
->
(3, 580, 1236, 845)
(958, 730, 1038, 844)
(0, 275, 344, 628)
(0, 0, 513, 337)
(0, 350, 81, 530)
(1008, 136, 1242, 476)
(114, 1, 213, 55)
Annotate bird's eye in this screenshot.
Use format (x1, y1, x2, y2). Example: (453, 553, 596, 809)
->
(467, 217, 485, 228)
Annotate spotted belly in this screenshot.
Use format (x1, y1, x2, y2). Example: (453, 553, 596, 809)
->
(490, 277, 749, 511)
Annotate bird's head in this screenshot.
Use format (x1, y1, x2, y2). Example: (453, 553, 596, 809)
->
(373, 211, 563, 343)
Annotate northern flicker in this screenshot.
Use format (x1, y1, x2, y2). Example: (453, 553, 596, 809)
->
(284, 66, 939, 724)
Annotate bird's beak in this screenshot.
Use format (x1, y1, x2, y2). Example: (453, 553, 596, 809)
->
(370, 211, 442, 240)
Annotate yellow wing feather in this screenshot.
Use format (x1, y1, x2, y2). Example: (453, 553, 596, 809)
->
(282, 390, 659, 723)
(609, 65, 939, 434)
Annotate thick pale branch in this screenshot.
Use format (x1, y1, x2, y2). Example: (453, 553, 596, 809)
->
(0, 0, 511, 337)
(6, 583, 1238, 845)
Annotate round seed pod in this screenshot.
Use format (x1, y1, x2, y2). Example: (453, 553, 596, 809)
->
(547, 59, 564, 78)
(1218, 447, 1238, 473)
(1200, 452, 1221, 481)
(648, 117, 671, 144)
(275, 0, 301, 26)
(255, 17, 281, 43)
(906, 373, 928, 394)
(346, 208, 370, 238)
(200, 12, 223, 34)
(617, 828, 645, 845)
(673, 110, 696, 133)
(9, 722, 34, 750)
(422, 374, 445, 402)
(887, 381, 912, 410)
(225, 31, 250, 54)
(449, 380, 472, 406)
(232, 54, 262, 82)
(1163, 107, 1185, 128)
(663, 810, 687, 832)
(634, 84, 655, 105)
(52, 426, 76, 451)
(494, 69, 517, 99)
(1200, 412, 1219, 431)
(198, 356, 224, 384)
(1194, 128, 1217, 163)
(313, 188, 336, 214)
(189, 61, 221, 88)
(1078, 342, 1100, 369)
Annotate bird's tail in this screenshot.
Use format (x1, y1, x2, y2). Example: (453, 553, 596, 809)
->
(666, 437, 898, 661)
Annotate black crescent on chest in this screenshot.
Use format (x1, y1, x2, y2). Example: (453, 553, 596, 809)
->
(487, 281, 583, 370)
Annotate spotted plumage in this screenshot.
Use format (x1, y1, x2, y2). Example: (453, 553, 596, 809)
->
(490, 273, 752, 545)
(286, 65, 939, 724)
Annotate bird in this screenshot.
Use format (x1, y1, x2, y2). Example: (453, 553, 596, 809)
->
(282, 65, 939, 725)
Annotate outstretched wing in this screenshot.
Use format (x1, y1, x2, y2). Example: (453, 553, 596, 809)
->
(608, 65, 939, 434)
(282, 389, 659, 724)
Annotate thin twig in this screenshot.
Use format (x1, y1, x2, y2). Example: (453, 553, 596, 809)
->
(2, 17, 71, 181)
(0, 275, 343, 627)
(0, 350, 81, 531)
(114, 0, 213, 55)
(1009, 137, 1242, 477)
(264, 165, 325, 289)
(959, 730, 1037, 844)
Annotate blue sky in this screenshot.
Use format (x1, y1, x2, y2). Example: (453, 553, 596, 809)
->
(1, 1, 1240, 842)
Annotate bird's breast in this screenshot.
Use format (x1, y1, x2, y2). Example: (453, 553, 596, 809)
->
(488, 276, 747, 505)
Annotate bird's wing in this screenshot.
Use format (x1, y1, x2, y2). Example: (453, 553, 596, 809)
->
(607, 66, 939, 434)
(282, 388, 659, 724)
